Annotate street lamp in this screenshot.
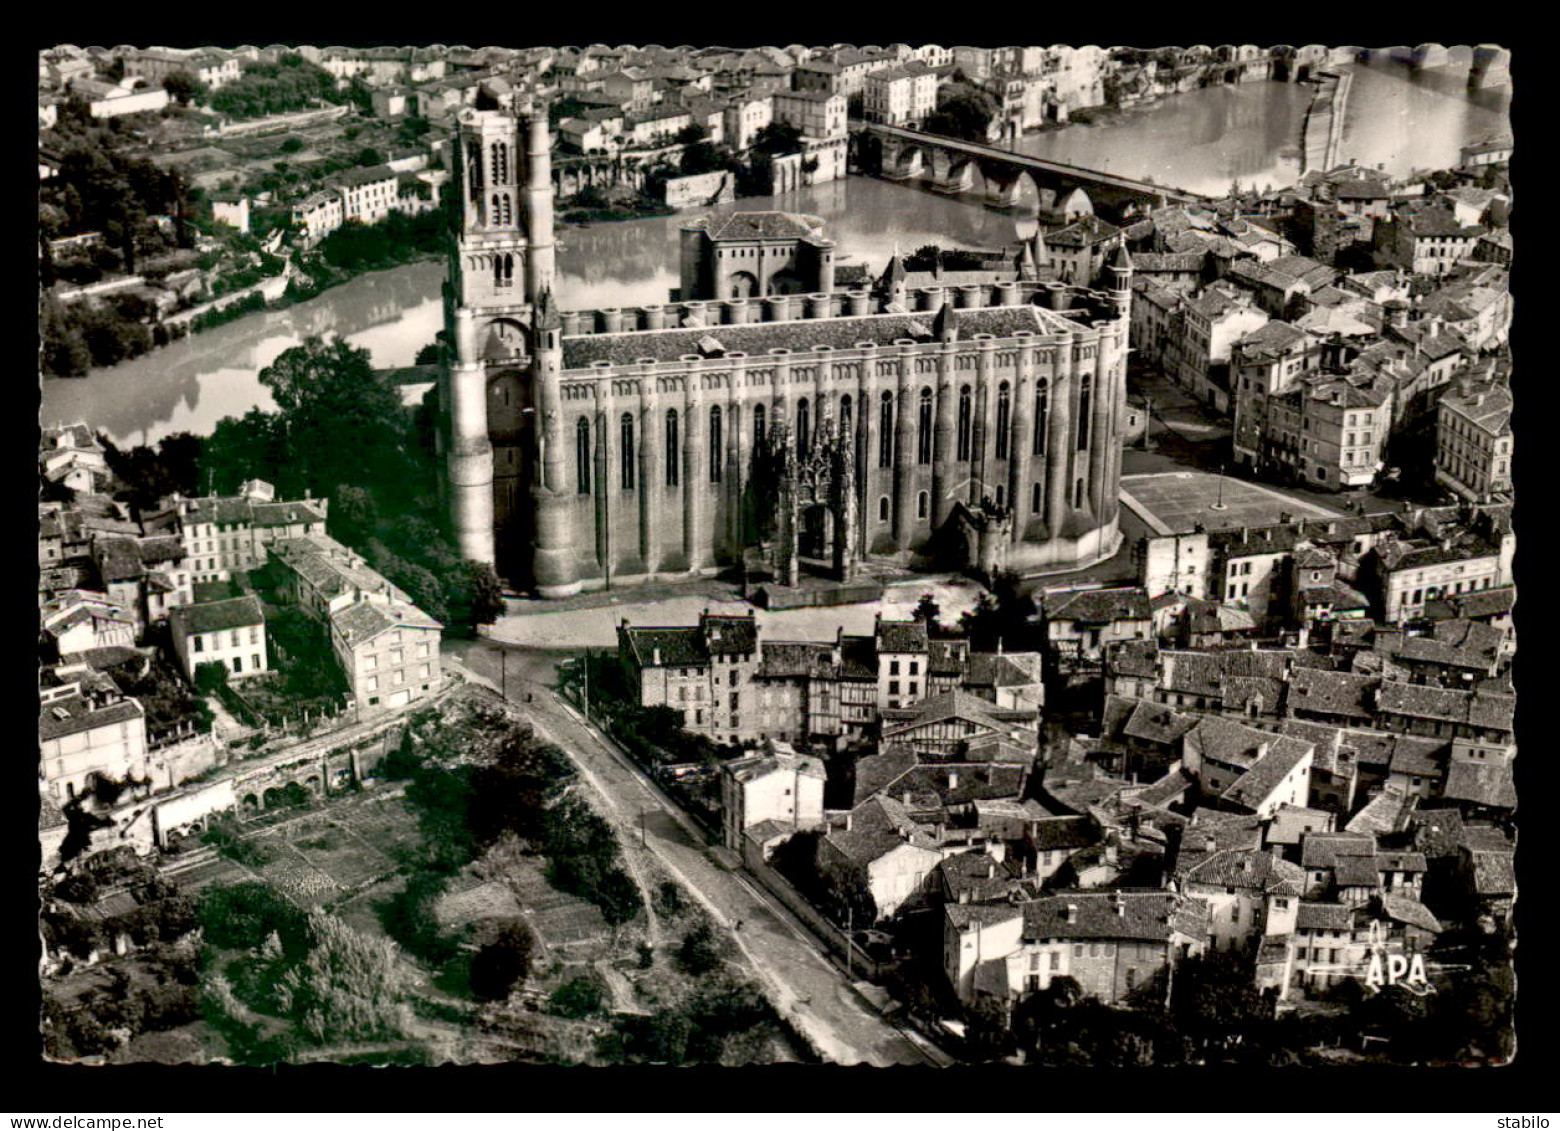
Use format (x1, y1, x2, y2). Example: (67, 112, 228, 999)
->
(1211, 463, 1228, 511)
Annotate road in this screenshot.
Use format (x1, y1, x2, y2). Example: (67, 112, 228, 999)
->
(446, 641, 937, 1067)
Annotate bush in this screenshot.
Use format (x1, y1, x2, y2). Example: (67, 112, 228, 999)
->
(550, 975, 606, 1019)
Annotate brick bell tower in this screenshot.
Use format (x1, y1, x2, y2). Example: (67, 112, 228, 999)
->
(442, 94, 575, 595)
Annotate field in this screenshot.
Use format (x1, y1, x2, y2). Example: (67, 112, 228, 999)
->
(1120, 471, 1341, 536)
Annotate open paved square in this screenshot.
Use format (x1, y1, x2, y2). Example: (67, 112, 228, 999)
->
(1120, 471, 1341, 537)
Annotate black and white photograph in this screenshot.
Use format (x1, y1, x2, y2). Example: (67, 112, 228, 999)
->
(35, 38, 1519, 1082)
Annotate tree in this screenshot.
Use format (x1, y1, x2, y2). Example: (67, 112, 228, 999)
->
(356, 147, 385, 168)
(162, 71, 207, 106)
(925, 88, 999, 143)
(194, 661, 231, 696)
(445, 560, 506, 636)
(677, 923, 721, 975)
(912, 593, 944, 634)
(469, 921, 535, 1001)
(255, 336, 413, 501)
(679, 140, 728, 176)
(280, 137, 305, 154)
(749, 122, 803, 159)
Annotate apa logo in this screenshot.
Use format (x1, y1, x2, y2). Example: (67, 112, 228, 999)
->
(1363, 951, 1430, 993)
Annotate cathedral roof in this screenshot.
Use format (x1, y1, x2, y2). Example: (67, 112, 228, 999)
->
(561, 305, 1079, 370)
(704, 211, 827, 242)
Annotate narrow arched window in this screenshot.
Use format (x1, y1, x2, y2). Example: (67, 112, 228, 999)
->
(1033, 379, 1049, 455)
(709, 405, 723, 483)
(917, 490, 929, 519)
(957, 384, 972, 461)
(879, 495, 890, 522)
(995, 484, 1005, 507)
(753, 403, 766, 449)
(491, 194, 501, 227)
(493, 256, 503, 289)
(996, 381, 1011, 460)
(879, 391, 893, 468)
(917, 387, 933, 464)
(576, 417, 591, 494)
(491, 142, 508, 184)
(797, 398, 810, 455)
(840, 394, 852, 436)
(666, 409, 680, 486)
(621, 413, 636, 489)
(1032, 481, 1041, 514)
(1075, 477, 1085, 508)
(467, 142, 483, 188)
(1077, 375, 1092, 451)
(500, 194, 512, 226)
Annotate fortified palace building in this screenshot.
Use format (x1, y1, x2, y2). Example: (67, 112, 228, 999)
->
(438, 92, 1135, 597)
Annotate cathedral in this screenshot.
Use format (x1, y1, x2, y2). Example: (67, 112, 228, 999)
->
(438, 98, 1134, 598)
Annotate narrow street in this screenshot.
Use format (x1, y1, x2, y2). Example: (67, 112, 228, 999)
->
(446, 642, 935, 1067)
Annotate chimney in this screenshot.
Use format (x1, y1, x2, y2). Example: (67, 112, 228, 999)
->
(1113, 891, 1125, 916)
(844, 812, 853, 832)
(1064, 902, 1078, 924)
(652, 646, 662, 666)
(948, 770, 959, 789)
(1204, 835, 1217, 853)
(987, 858, 997, 879)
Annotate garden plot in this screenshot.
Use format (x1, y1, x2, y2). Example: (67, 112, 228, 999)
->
(504, 855, 611, 951)
(433, 878, 524, 933)
(290, 820, 398, 892)
(252, 844, 342, 907)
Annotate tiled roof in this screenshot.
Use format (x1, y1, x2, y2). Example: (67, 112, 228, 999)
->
(1409, 807, 1466, 858)
(1223, 736, 1311, 811)
(1378, 893, 1441, 933)
(851, 747, 919, 807)
(1046, 216, 1122, 249)
(169, 595, 264, 637)
(965, 652, 1040, 689)
(1043, 586, 1150, 625)
(622, 625, 706, 668)
(250, 500, 327, 528)
(1129, 767, 1194, 810)
(1376, 683, 1514, 731)
(330, 599, 442, 649)
(1185, 848, 1305, 896)
(1345, 789, 1416, 837)
(1467, 848, 1515, 896)
(725, 749, 826, 785)
(1387, 741, 1443, 778)
(874, 617, 928, 654)
(1295, 902, 1353, 932)
(1020, 892, 1209, 945)
(825, 795, 938, 867)
(883, 689, 1014, 738)
(561, 305, 1059, 370)
(1286, 668, 1376, 719)
(758, 640, 834, 678)
(1159, 650, 1224, 697)
(884, 763, 1028, 811)
(1300, 831, 1376, 869)
(1106, 639, 1160, 679)
(1122, 699, 1198, 746)
(1441, 760, 1516, 809)
(1029, 815, 1098, 851)
(701, 613, 757, 655)
(39, 694, 142, 742)
(703, 211, 824, 241)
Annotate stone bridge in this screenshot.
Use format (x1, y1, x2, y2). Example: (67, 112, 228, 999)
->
(848, 121, 1209, 223)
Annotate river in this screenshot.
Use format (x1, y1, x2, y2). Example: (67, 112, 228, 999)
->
(1013, 54, 1510, 197)
(42, 56, 1509, 448)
